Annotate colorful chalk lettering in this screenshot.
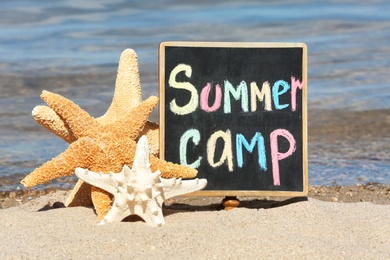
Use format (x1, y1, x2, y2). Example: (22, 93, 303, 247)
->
(200, 82, 222, 112)
(168, 64, 198, 115)
(167, 64, 304, 185)
(160, 42, 307, 194)
(236, 132, 267, 171)
(168, 64, 303, 115)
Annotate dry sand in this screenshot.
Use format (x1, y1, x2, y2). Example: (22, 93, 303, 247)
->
(1, 190, 389, 259)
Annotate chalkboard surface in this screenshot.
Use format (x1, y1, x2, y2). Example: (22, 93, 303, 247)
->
(159, 42, 307, 196)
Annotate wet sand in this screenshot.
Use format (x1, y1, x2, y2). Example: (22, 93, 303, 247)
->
(309, 108, 390, 154)
(308, 108, 390, 184)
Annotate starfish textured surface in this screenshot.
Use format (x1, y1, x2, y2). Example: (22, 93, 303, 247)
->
(32, 105, 77, 143)
(75, 136, 207, 227)
(31, 49, 159, 155)
(28, 49, 160, 208)
(21, 91, 197, 219)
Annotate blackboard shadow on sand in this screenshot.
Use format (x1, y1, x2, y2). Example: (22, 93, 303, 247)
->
(163, 196, 308, 215)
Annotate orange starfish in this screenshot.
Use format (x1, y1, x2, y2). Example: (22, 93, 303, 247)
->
(31, 49, 159, 155)
(21, 91, 197, 219)
(30, 49, 160, 207)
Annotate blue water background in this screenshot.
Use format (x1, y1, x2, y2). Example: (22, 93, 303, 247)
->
(0, 0, 389, 191)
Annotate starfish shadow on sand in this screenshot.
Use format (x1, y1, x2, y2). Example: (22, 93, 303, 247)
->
(37, 201, 66, 212)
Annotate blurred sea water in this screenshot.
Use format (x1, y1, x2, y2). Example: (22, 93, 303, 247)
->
(0, 0, 389, 191)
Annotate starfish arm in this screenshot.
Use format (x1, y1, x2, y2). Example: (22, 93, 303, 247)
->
(32, 105, 76, 143)
(162, 178, 208, 200)
(65, 180, 93, 207)
(98, 49, 142, 124)
(149, 156, 198, 179)
(132, 135, 151, 171)
(100, 49, 142, 125)
(75, 168, 118, 195)
(41, 90, 101, 139)
(139, 121, 160, 156)
(108, 96, 159, 140)
(99, 202, 131, 225)
(135, 200, 165, 227)
(91, 186, 115, 221)
(20, 137, 99, 188)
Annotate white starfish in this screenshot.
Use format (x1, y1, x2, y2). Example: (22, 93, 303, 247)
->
(75, 136, 207, 227)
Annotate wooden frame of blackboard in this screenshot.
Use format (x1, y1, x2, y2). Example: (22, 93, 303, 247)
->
(159, 41, 308, 197)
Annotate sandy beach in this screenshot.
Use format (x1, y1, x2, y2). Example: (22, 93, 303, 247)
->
(1, 106, 389, 259)
(1, 189, 389, 259)
(1, 79, 389, 259)
(1, 1, 390, 259)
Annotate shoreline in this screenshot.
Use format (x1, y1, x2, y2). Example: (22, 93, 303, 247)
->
(3, 106, 390, 207)
(1, 108, 389, 191)
(2, 183, 389, 210)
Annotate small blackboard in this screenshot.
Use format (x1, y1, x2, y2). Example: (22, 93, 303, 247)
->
(159, 42, 307, 197)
